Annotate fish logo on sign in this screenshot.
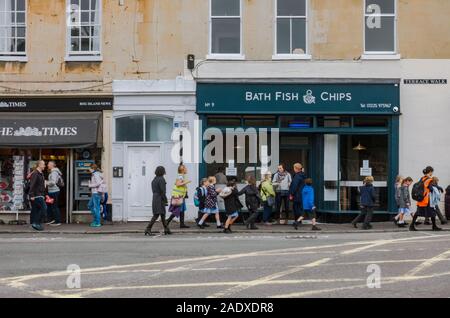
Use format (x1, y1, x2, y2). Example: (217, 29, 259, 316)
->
(303, 90, 316, 104)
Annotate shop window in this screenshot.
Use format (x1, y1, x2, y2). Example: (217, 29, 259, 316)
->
(0, 149, 39, 212)
(276, 0, 307, 55)
(66, 0, 102, 60)
(280, 116, 312, 128)
(364, 0, 396, 53)
(317, 116, 351, 128)
(354, 116, 388, 127)
(0, 0, 27, 57)
(210, 0, 241, 55)
(207, 116, 241, 127)
(340, 135, 388, 211)
(243, 116, 277, 127)
(115, 115, 144, 142)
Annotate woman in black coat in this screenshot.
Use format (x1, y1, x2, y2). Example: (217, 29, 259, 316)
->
(145, 166, 171, 236)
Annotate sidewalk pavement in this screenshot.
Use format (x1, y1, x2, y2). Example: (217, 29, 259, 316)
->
(0, 220, 449, 235)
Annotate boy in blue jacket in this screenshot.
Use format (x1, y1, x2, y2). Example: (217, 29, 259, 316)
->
(294, 178, 321, 231)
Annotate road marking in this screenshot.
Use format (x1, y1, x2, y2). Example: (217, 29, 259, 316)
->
(405, 250, 450, 277)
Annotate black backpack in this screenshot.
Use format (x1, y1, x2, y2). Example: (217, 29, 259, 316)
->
(411, 178, 426, 202)
(23, 171, 35, 196)
(56, 174, 65, 188)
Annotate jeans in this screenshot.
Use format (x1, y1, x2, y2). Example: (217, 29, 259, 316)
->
(263, 202, 273, 223)
(47, 192, 61, 224)
(88, 193, 102, 225)
(275, 192, 290, 220)
(30, 197, 47, 225)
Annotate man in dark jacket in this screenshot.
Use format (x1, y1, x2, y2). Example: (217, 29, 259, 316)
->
(29, 160, 47, 231)
(352, 176, 377, 230)
(289, 163, 306, 222)
(445, 186, 450, 221)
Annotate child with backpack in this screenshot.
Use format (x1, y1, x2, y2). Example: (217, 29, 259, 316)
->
(196, 176, 223, 229)
(219, 181, 243, 234)
(194, 178, 210, 227)
(293, 178, 321, 231)
(394, 177, 413, 227)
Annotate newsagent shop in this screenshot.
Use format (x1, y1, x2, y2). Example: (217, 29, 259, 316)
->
(0, 96, 112, 223)
(196, 80, 400, 220)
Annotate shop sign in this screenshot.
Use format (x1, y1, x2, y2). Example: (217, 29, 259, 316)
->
(0, 97, 113, 112)
(403, 79, 447, 85)
(197, 83, 400, 115)
(0, 118, 98, 147)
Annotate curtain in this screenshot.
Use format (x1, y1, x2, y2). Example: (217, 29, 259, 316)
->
(0, 0, 13, 53)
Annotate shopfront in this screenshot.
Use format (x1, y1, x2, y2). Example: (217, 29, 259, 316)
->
(196, 80, 400, 218)
(0, 97, 112, 223)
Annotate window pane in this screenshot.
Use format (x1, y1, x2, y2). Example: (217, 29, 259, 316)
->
(81, 37, 89, 51)
(16, 12, 25, 23)
(207, 116, 241, 127)
(211, 0, 240, 16)
(277, 0, 306, 16)
(80, 25, 90, 36)
(354, 117, 388, 127)
(91, 36, 99, 51)
(292, 18, 306, 54)
(276, 18, 290, 54)
(71, 27, 80, 36)
(145, 117, 173, 142)
(211, 18, 240, 54)
(80, 0, 90, 10)
(17, 0, 25, 11)
(81, 11, 89, 23)
(280, 116, 313, 128)
(16, 37, 24, 51)
(116, 116, 144, 142)
(71, 37, 80, 51)
(365, 16, 395, 51)
(365, 0, 395, 14)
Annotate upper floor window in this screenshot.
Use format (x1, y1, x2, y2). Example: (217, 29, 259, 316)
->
(115, 115, 174, 143)
(209, 0, 242, 56)
(276, 0, 308, 56)
(0, 0, 26, 57)
(364, 0, 397, 53)
(66, 0, 101, 61)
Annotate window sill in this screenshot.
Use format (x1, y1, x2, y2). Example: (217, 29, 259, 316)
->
(65, 55, 103, 62)
(0, 56, 28, 62)
(206, 54, 246, 61)
(272, 54, 312, 60)
(361, 54, 401, 60)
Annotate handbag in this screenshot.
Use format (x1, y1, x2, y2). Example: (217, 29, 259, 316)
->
(262, 184, 275, 207)
(171, 196, 184, 207)
(45, 195, 54, 205)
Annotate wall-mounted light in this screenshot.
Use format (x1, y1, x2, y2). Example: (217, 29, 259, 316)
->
(353, 142, 367, 151)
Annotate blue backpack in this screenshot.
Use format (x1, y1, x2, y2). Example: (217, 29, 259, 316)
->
(194, 187, 206, 207)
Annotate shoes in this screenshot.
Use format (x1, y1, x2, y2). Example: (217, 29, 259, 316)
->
(31, 223, 43, 231)
(50, 223, 61, 227)
(293, 221, 298, 230)
(432, 226, 442, 231)
(90, 223, 102, 228)
(249, 225, 258, 230)
(197, 223, 205, 229)
(311, 225, 321, 231)
(46, 220, 55, 225)
(409, 225, 417, 231)
(223, 228, 232, 234)
(441, 221, 448, 225)
(352, 223, 358, 229)
(164, 229, 172, 235)
(144, 230, 154, 236)
(180, 224, 190, 229)
(217, 225, 224, 229)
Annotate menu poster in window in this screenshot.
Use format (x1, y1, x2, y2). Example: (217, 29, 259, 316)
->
(12, 156, 25, 211)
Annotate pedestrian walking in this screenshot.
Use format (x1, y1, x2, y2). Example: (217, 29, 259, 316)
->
(167, 164, 191, 229)
(428, 177, 447, 225)
(393, 175, 403, 224)
(445, 185, 450, 221)
(352, 176, 376, 230)
(394, 177, 413, 227)
(238, 175, 261, 230)
(29, 160, 47, 231)
(219, 181, 243, 234)
(88, 164, 105, 228)
(294, 178, 321, 231)
(289, 163, 306, 223)
(260, 172, 275, 226)
(45, 161, 63, 226)
(194, 178, 210, 227)
(409, 166, 442, 231)
(196, 176, 223, 229)
(272, 164, 292, 224)
(145, 166, 171, 236)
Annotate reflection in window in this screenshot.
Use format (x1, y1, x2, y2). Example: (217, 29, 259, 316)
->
(364, 0, 396, 53)
(210, 0, 241, 54)
(115, 116, 144, 142)
(276, 0, 307, 54)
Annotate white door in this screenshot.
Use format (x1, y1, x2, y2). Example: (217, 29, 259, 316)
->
(127, 146, 161, 221)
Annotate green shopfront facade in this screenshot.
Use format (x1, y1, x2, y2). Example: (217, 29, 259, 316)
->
(196, 80, 400, 218)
